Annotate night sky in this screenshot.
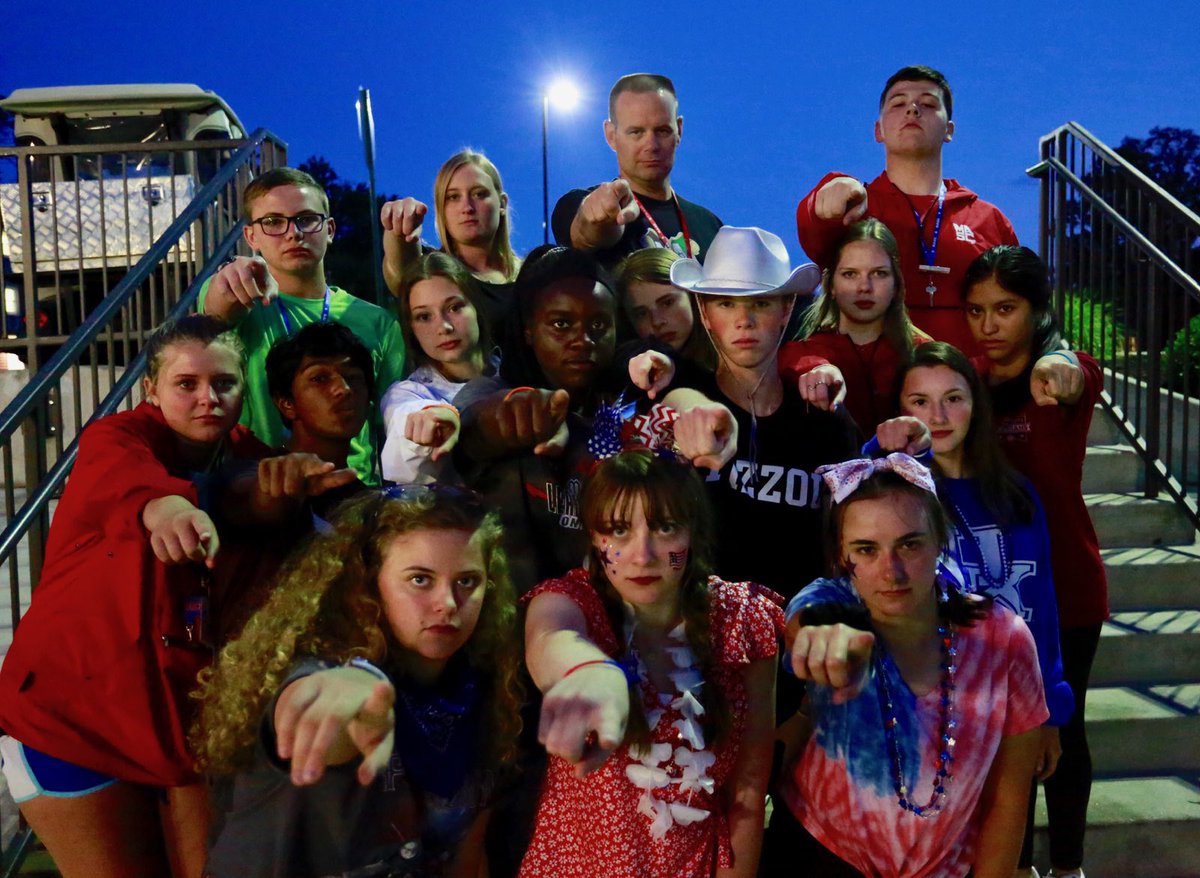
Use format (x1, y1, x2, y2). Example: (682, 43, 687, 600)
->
(4, 0, 1200, 261)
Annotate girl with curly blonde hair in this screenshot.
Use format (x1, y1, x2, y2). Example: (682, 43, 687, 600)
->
(193, 485, 523, 878)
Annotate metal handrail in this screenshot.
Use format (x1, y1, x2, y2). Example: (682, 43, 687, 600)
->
(1029, 121, 1200, 227)
(0, 138, 257, 158)
(1033, 155, 1200, 304)
(1029, 120, 1200, 533)
(0, 129, 281, 443)
(0, 225, 243, 568)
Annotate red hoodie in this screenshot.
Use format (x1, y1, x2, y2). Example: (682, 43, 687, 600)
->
(797, 171, 1018, 354)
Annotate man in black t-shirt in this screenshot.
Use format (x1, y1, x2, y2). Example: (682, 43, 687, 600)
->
(552, 73, 722, 268)
(670, 226, 859, 601)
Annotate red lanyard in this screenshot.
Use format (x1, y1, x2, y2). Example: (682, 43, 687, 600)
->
(631, 191, 693, 258)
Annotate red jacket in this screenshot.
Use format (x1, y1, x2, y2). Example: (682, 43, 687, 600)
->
(0, 403, 267, 785)
(796, 171, 1018, 354)
(779, 329, 932, 434)
(988, 352, 1109, 628)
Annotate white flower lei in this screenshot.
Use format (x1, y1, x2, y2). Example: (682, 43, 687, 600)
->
(622, 617, 716, 840)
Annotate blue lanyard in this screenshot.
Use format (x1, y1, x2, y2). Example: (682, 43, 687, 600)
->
(898, 181, 947, 269)
(276, 287, 332, 335)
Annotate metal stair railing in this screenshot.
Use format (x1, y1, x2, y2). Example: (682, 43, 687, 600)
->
(1028, 121, 1200, 532)
(0, 128, 287, 639)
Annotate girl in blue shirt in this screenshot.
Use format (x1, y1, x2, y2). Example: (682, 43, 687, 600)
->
(897, 342, 1073, 877)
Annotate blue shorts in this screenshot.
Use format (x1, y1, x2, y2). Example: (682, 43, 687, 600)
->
(0, 735, 116, 803)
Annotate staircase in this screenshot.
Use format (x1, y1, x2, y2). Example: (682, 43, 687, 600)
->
(1026, 122, 1200, 876)
(0, 129, 287, 878)
(1030, 405, 1200, 877)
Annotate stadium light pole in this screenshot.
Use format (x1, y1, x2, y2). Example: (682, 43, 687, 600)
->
(542, 79, 580, 244)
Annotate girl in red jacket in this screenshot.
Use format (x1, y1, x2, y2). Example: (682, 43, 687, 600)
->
(781, 219, 931, 432)
(0, 316, 347, 878)
(963, 245, 1105, 878)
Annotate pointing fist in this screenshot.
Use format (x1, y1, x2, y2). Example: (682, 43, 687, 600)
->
(380, 197, 428, 244)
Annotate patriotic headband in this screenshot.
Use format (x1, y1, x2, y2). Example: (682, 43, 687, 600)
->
(815, 453, 936, 504)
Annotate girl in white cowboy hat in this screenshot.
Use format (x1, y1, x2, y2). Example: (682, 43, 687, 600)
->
(763, 456, 1047, 878)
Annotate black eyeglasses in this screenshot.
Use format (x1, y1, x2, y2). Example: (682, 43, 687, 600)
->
(250, 213, 328, 236)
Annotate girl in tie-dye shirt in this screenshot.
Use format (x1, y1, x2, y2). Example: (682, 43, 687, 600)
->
(763, 460, 1047, 878)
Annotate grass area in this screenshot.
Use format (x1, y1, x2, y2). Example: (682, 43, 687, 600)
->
(1059, 289, 1130, 363)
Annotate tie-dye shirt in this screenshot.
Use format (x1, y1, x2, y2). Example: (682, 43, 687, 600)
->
(782, 578, 1048, 878)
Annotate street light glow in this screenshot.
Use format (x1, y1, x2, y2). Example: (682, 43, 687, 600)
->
(546, 79, 580, 112)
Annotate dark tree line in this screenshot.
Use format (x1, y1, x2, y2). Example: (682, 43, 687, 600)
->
(1116, 127, 1200, 212)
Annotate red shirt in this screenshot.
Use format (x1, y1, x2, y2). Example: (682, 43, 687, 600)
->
(797, 171, 1018, 354)
(987, 352, 1109, 628)
(518, 569, 784, 878)
(779, 328, 932, 434)
(0, 403, 267, 785)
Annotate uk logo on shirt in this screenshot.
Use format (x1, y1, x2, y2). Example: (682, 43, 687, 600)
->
(954, 223, 976, 243)
(949, 524, 1037, 622)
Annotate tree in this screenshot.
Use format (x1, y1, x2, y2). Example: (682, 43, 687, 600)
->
(297, 156, 394, 305)
(1116, 127, 1200, 212)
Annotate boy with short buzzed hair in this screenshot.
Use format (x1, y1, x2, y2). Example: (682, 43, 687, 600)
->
(796, 65, 1018, 354)
(201, 167, 405, 483)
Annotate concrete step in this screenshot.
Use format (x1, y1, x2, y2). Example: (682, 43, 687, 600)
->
(1105, 541, 1200, 611)
(1032, 776, 1200, 878)
(1087, 403, 1125, 447)
(1091, 629, 1200, 687)
(1087, 493, 1197, 548)
(1084, 444, 1143, 493)
(1087, 685, 1200, 777)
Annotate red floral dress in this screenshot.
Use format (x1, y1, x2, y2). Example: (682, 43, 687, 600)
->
(518, 568, 784, 878)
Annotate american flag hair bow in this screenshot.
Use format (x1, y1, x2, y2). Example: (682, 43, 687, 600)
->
(815, 453, 936, 504)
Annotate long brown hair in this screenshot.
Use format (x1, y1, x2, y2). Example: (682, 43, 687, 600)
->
(580, 452, 729, 748)
(191, 487, 523, 775)
(801, 218, 920, 360)
(396, 251, 493, 372)
(899, 342, 1035, 527)
(613, 247, 717, 370)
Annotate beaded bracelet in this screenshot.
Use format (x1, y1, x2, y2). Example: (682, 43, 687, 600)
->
(561, 658, 637, 685)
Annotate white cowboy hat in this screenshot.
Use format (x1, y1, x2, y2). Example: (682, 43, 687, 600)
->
(669, 226, 821, 297)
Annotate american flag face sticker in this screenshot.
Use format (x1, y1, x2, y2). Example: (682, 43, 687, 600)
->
(669, 550, 688, 570)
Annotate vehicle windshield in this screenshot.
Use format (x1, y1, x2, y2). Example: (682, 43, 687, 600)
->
(61, 116, 178, 180)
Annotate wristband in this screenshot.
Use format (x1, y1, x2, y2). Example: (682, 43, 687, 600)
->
(561, 658, 638, 686)
(503, 386, 537, 403)
(345, 657, 390, 683)
(420, 403, 459, 416)
(1042, 350, 1078, 365)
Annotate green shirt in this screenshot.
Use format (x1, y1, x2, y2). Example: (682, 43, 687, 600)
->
(198, 283, 405, 483)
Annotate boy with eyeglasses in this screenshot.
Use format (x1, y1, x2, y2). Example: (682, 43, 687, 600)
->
(201, 167, 405, 483)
